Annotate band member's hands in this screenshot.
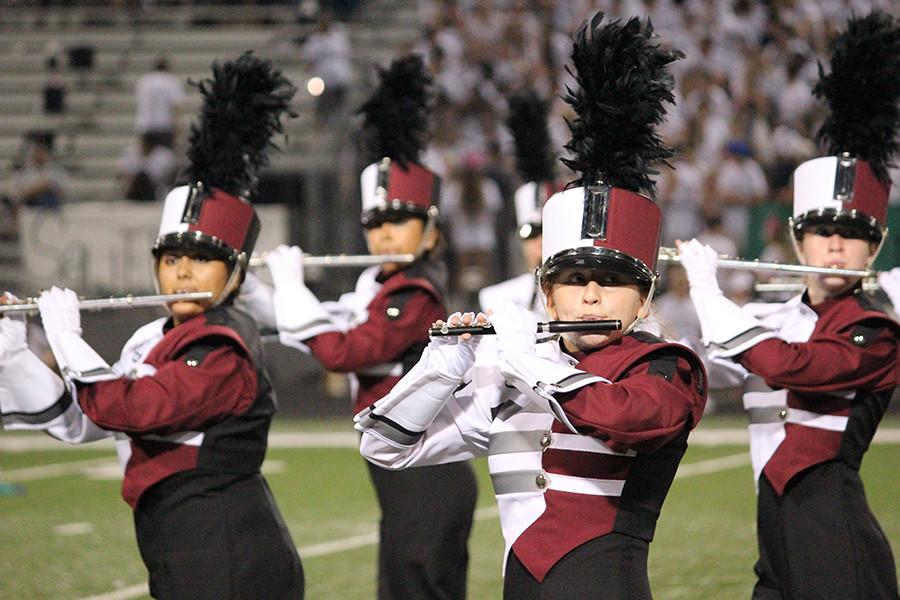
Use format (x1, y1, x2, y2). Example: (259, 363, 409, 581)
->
(428, 311, 484, 378)
(490, 303, 537, 355)
(877, 267, 900, 308)
(676, 239, 721, 294)
(265, 244, 305, 289)
(37, 287, 82, 337)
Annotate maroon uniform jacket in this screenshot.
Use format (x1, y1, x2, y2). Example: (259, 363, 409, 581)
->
(738, 291, 898, 495)
(511, 332, 707, 581)
(306, 261, 447, 414)
(77, 306, 275, 508)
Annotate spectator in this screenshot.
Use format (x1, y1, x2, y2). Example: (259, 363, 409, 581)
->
(708, 139, 769, 253)
(655, 264, 702, 342)
(117, 134, 177, 202)
(134, 57, 184, 149)
(12, 135, 67, 210)
(301, 13, 352, 128)
(441, 153, 503, 305)
(42, 56, 67, 115)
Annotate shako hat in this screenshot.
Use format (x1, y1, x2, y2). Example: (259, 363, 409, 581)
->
(357, 54, 439, 228)
(153, 52, 295, 273)
(506, 89, 558, 240)
(791, 12, 900, 245)
(539, 13, 682, 292)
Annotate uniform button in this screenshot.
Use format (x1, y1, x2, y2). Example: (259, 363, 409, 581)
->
(778, 409, 788, 420)
(852, 334, 866, 346)
(539, 432, 552, 449)
(386, 307, 400, 318)
(185, 359, 199, 367)
(535, 473, 547, 489)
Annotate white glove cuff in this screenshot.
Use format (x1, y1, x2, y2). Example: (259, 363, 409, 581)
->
(273, 283, 339, 341)
(354, 359, 461, 446)
(1, 350, 66, 427)
(46, 331, 115, 383)
(236, 277, 277, 329)
(499, 352, 606, 433)
(689, 292, 777, 358)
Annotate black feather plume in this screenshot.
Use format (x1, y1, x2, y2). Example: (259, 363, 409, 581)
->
(358, 54, 433, 168)
(506, 89, 556, 183)
(186, 52, 296, 197)
(561, 13, 683, 196)
(813, 11, 900, 182)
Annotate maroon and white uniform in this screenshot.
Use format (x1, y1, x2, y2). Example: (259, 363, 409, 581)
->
(709, 289, 897, 493)
(359, 331, 706, 582)
(75, 307, 274, 507)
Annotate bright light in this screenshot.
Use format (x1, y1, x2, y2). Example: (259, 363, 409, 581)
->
(307, 77, 325, 97)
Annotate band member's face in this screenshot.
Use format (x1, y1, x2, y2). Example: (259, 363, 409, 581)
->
(522, 236, 543, 270)
(796, 225, 876, 302)
(544, 267, 646, 352)
(157, 251, 232, 324)
(365, 217, 436, 274)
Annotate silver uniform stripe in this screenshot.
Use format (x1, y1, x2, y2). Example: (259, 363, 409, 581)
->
(746, 406, 848, 431)
(492, 470, 545, 495)
(491, 469, 625, 496)
(747, 406, 788, 424)
(556, 372, 604, 391)
(745, 374, 775, 394)
(716, 326, 774, 351)
(141, 431, 205, 447)
(551, 433, 636, 457)
(489, 430, 546, 454)
(63, 366, 116, 379)
(366, 419, 421, 446)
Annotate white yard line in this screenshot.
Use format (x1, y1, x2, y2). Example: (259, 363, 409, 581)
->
(0, 456, 118, 482)
(78, 452, 751, 600)
(6, 427, 900, 454)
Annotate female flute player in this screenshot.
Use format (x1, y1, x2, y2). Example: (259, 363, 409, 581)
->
(0, 53, 304, 599)
(354, 13, 708, 599)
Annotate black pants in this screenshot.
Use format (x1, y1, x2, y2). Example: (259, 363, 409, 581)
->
(366, 460, 477, 600)
(753, 461, 899, 600)
(135, 472, 304, 600)
(504, 532, 652, 599)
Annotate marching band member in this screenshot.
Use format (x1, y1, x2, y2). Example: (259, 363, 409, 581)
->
(0, 54, 304, 599)
(241, 55, 476, 600)
(478, 89, 558, 318)
(678, 13, 900, 600)
(355, 14, 706, 598)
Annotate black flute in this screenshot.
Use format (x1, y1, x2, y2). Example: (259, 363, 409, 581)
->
(429, 319, 622, 336)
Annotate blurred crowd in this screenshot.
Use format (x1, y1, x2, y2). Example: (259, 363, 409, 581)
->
(403, 0, 899, 313)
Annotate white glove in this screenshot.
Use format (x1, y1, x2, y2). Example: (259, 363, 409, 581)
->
(425, 312, 482, 379)
(236, 271, 277, 329)
(678, 240, 775, 356)
(877, 267, 900, 309)
(37, 287, 82, 337)
(353, 312, 485, 439)
(0, 314, 27, 364)
(678, 239, 722, 295)
(490, 303, 537, 357)
(264, 244, 305, 289)
(38, 287, 113, 382)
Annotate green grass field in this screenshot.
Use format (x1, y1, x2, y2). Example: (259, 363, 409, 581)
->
(1, 417, 898, 600)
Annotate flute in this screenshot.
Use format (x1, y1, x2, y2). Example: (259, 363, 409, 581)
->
(0, 292, 214, 315)
(429, 319, 622, 336)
